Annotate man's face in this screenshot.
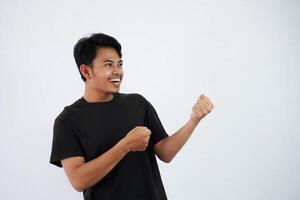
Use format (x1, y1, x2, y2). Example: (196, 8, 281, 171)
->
(85, 47, 123, 94)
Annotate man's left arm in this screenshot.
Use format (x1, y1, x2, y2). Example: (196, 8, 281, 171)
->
(154, 94, 214, 163)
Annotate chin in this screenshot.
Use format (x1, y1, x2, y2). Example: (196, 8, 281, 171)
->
(111, 88, 120, 93)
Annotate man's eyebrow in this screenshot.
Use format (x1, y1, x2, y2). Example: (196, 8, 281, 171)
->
(103, 59, 123, 63)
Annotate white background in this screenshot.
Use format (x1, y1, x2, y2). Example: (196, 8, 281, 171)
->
(1, 0, 299, 199)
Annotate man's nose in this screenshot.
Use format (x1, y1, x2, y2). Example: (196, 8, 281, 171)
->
(112, 64, 122, 74)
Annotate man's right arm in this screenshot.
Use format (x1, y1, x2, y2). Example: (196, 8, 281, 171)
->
(61, 126, 151, 192)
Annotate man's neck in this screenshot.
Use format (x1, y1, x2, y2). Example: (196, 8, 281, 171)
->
(83, 88, 114, 103)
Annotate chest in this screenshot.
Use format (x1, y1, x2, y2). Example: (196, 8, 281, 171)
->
(74, 104, 145, 160)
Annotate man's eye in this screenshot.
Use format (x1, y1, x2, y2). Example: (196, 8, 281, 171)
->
(105, 63, 113, 67)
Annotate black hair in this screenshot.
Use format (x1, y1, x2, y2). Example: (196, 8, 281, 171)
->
(73, 33, 122, 81)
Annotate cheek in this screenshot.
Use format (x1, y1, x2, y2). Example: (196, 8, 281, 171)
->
(121, 69, 124, 75)
(95, 69, 111, 78)
(91, 71, 110, 84)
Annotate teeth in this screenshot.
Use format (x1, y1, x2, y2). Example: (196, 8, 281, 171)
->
(109, 78, 120, 82)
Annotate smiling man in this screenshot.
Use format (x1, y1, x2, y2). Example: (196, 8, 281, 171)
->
(49, 33, 214, 200)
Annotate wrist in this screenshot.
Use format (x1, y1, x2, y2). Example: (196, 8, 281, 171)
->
(189, 114, 202, 124)
(118, 137, 131, 154)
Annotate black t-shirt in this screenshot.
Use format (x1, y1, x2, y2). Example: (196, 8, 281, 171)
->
(50, 93, 169, 200)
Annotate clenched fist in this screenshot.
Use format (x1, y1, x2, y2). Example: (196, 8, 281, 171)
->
(123, 126, 152, 152)
(191, 94, 214, 121)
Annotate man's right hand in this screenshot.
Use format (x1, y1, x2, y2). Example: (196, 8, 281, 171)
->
(61, 126, 151, 192)
(122, 126, 151, 152)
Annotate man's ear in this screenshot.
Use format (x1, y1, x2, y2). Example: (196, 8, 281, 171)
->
(80, 64, 91, 79)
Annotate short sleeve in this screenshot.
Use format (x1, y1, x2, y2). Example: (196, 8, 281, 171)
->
(144, 98, 169, 146)
(49, 117, 85, 168)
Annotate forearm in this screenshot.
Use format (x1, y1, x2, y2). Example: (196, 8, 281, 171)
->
(159, 117, 201, 162)
(75, 139, 129, 191)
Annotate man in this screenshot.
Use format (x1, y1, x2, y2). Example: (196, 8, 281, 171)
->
(50, 33, 214, 200)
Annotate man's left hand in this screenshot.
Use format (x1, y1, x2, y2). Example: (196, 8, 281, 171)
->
(191, 94, 214, 121)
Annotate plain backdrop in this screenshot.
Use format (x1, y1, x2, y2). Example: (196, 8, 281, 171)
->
(0, 0, 299, 199)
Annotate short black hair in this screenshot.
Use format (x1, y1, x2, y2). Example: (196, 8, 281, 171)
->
(73, 33, 122, 82)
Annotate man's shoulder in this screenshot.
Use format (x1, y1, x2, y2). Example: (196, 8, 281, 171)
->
(55, 98, 84, 121)
(120, 92, 149, 104)
(123, 92, 145, 99)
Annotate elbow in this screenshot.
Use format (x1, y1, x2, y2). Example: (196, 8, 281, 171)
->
(71, 179, 86, 192)
(74, 184, 84, 192)
(163, 159, 171, 163)
(164, 158, 173, 163)
(74, 185, 84, 193)
(160, 156, 173, 163)
(154, 140, 175, 163)
(156, 150, 174, 163)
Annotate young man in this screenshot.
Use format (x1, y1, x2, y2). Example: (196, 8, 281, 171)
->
(50, 33, 214, 200)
